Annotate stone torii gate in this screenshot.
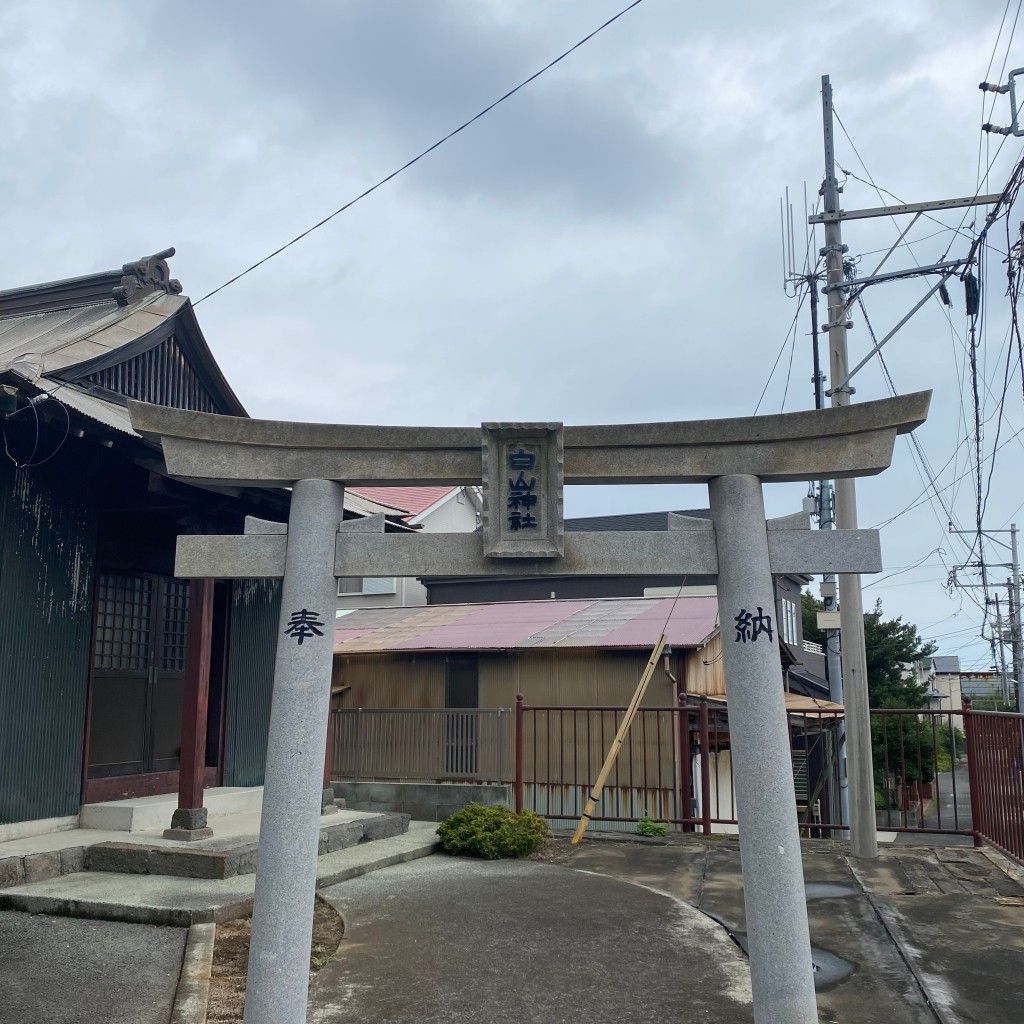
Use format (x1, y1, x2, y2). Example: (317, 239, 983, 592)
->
(130, 391, 929, 1024)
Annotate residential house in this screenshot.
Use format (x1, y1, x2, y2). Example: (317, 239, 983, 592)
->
(910, 654, 963, 710)
(336, 486, 481, 610)
(422, 508, 831, 703)
(330, 595, 843, 830)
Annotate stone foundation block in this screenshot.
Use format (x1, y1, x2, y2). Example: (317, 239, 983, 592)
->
(162, 827, 214, 842)
(169, 807, 209, 831)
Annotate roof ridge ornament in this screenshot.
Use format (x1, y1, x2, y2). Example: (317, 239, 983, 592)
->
(112, 247, 183, 306)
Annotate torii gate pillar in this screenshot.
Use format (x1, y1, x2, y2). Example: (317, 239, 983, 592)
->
(710, 474, 817, 1022)
(243, 479, 345, 1022)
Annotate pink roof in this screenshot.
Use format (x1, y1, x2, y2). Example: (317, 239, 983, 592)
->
(392, 600, 593, 651)
(346, 486, 457, 518)
(334, 597, 719, 653)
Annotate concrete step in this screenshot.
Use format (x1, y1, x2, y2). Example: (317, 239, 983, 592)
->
(85, 811, 410, 880)
(79, 787, 264, 833)
(0, 823, 441, 926)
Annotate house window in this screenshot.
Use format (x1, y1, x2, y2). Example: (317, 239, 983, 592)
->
(337, 577, 397, 597)
(780, 598, 799, 645)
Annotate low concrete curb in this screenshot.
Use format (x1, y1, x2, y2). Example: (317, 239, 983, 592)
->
(170, 922, 215, 1024)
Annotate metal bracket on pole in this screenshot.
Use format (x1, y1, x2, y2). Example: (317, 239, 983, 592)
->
(810, 193, 1005, 223)
(822, 259, 966, 294)
(981, 68, 1024, 136)
(826, 271, 956, 396)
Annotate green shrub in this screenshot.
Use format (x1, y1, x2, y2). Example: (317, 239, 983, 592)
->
(636, 815, 668, 837)
(437, 803, 548, 859)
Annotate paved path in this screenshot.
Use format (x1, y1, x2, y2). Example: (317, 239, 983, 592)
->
(0, 910, 185, 1024)
(313, 839, 1024, 1024)
(313, 855, 754, 1023)
(888, 764, 974, 846)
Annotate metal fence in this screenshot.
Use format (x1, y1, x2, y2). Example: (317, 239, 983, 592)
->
(869, 707, 971, 838)
(514, 698, 979, 840)
(964, 698, 1024, 865)
(513, 697, 847, 834)
(329, 708, 512, 783)
(327, 700, 1024, 863)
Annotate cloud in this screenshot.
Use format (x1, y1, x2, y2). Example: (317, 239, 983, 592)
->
(0, 0, 1019, 666)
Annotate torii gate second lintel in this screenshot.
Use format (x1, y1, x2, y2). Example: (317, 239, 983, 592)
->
(127, 392, 930, 1024)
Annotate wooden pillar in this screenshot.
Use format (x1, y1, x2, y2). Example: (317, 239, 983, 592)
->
(166, 577, 214, 839)
(322, 704, 335, 813)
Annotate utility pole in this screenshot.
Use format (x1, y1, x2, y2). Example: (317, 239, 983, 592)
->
(949, 522, 1024, 709)
(809, 266, 849, 833)
(995, 594, 1010, 704)
(1011, 524, 1022, 709)
(820, 75, 877, 859)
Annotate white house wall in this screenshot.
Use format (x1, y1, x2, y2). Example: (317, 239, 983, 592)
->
(336, 488, 479, 611)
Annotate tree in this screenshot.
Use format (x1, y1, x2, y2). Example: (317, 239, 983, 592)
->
(863, 599, 937, 708)
(800, 592, 937, 707)
(802, 591, 825, 647)
(801, 591, 940, 797)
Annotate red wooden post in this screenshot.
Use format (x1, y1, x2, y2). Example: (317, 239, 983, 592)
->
(323, 710, 335, 790)
(677, 692, 692, 831)
(514, 694, 524, 814)
(698, 696, 712, 836)
(167, 577, 214, 837)
(962, 696, 985, 848)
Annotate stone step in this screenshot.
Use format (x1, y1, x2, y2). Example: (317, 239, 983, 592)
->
(0, 823, 440, 927)
(79, 787, 265, 833)
(85, 812, 410, 880)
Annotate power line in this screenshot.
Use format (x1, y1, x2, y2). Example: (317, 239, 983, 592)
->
(754, 286, 807, 415)
(194, 0, 649, 306)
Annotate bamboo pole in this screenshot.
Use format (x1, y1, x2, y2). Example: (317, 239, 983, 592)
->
(571, 634, 668, 844)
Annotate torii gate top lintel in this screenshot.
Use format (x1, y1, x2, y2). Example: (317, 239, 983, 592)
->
(127, 391, 930, 489)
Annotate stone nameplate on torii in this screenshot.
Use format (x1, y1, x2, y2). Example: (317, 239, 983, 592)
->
(482, 422, 563, 558)
(129, 391, 930, 1024)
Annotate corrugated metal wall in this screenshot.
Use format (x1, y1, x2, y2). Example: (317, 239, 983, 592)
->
(223, 578, 282, 787)
(479, 649, 678, 707)
(0, 454, 97, 823)
(333, 653, 446, 708)
(683, 632, 725, 695)
(333, 647, 699, 710)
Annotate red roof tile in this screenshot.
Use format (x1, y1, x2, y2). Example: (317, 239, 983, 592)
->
(345, 486, 457, 518)
(333, 597, 719, 653)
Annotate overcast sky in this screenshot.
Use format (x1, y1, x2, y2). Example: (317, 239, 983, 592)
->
(2, 0, 1022, 672)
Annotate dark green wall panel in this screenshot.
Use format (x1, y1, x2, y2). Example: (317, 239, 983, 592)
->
(0, 452, 97, 823)
(224, 578, 281, 787)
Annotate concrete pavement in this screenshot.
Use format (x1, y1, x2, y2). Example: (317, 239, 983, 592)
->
(314, 855, 754, 1024)
(890, 765, 973, 847)
(2, 827, 1019, 1023)
(0, 910, 186, 1024)
(310, 836, 1024, 1024)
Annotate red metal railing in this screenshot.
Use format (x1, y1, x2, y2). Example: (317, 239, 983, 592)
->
(867, 707, 971, 837)
(514, 695, 976, 839)
(963, 697, 1024, 865)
